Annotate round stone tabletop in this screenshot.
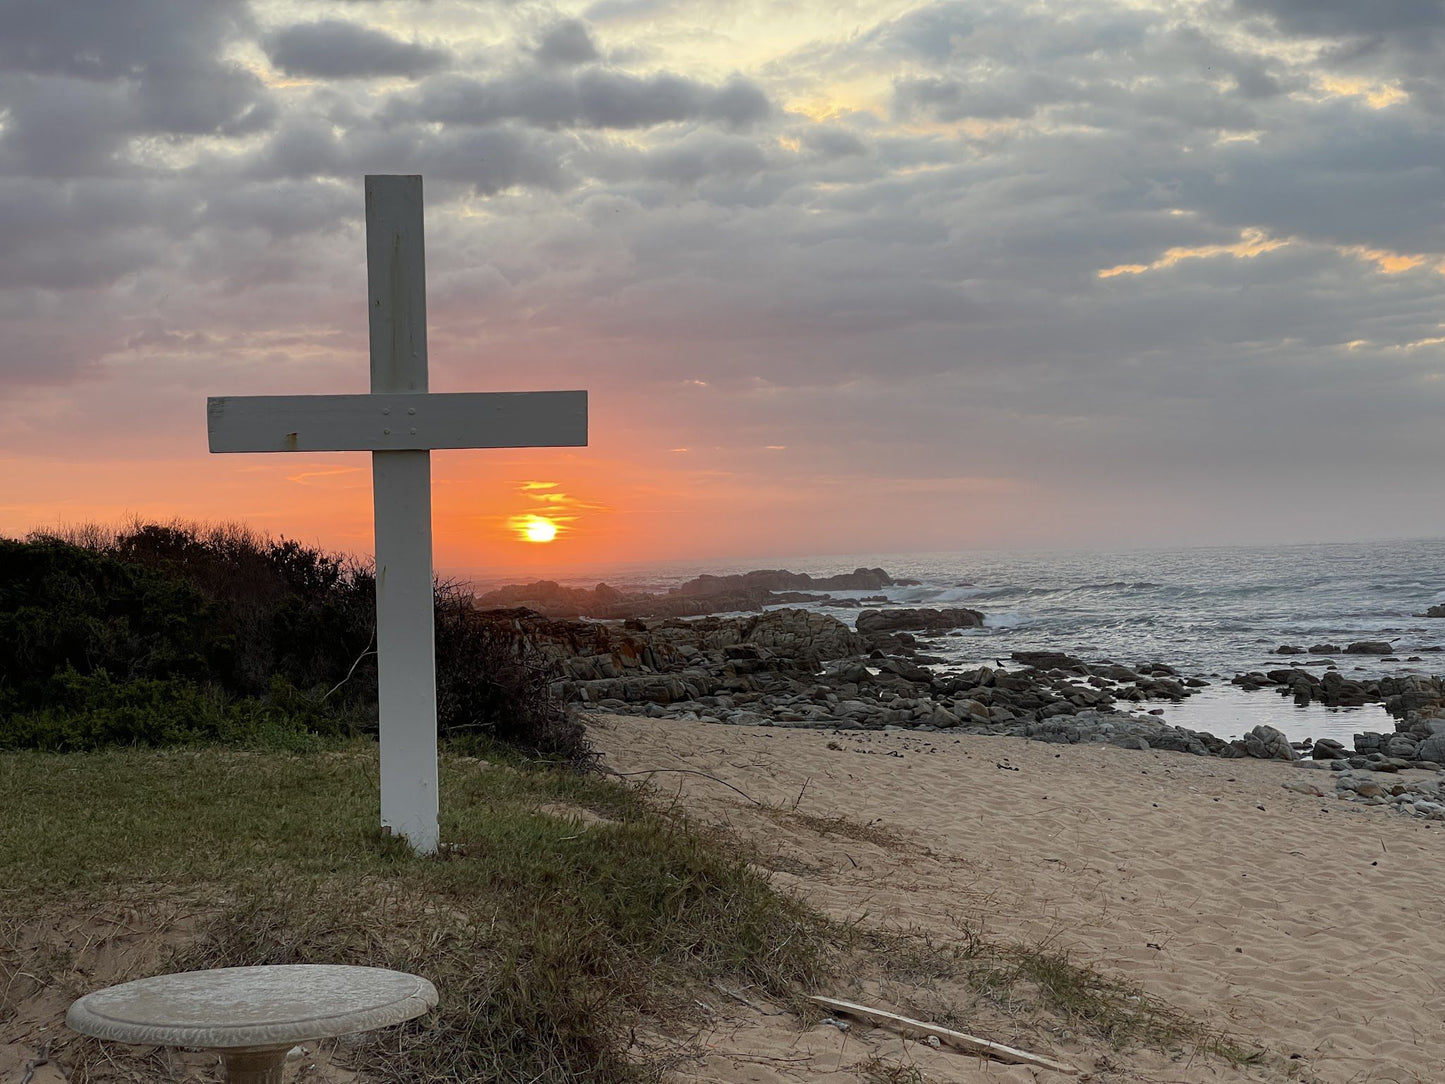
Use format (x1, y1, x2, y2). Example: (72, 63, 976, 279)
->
(66, 965, 438, 1050)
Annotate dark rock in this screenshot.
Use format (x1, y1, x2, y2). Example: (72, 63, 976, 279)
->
(1141, 678, 1187, 700)
(1243, 724, 1298, 761)
(1137, 662, 1180, 676)
(1010, 650, 1086, 671)
(1345, 641, 1393, 655)
(1385, 735, 1419, 759)
(856, 607, 985, 635)
(1416, 732, 1445, 763)
(874, 656, 935, 684)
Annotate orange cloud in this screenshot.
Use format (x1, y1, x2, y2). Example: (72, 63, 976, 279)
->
(1098, 227, 1289, 278)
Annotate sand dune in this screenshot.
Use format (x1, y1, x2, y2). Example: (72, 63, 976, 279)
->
(590, 715, 1445, 1084)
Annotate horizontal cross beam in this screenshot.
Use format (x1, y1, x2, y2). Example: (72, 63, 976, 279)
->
(207, 390, 587, 453)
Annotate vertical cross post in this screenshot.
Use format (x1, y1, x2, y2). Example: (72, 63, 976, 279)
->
(206, 175, 588, 854)
(366, 176, 438, 853)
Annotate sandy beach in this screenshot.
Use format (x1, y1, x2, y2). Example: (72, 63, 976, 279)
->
(589, 714, 1445, 1084)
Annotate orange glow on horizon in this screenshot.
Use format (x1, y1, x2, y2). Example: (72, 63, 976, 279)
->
(0, 446, 1041, 580)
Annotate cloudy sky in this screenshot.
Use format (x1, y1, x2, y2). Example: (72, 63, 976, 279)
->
(2, 0, 1443, 574)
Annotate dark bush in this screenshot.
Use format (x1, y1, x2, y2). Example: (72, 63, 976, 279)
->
(1, 522, 587, 761)
(97, 523, 377, 698)
(1, 526, 376, 750)
(0, 538, 230, 704)
(434, 587, 592, 766)
(0, 671, 344, 752)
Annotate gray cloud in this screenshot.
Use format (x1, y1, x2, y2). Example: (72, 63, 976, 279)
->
(201, 180, 356, 239)
(4, 0, 1445, 545)
(391, 69, 771, 130)
(0, 0, 252, 80)
(132, 63, 276, 136)
(0, 76, 132, 177)
(799, 126, 868, 158)
(635, 130, 770, 186)
(266, 20, 451, 79)
(0, 0, 273, 178)
(893, 73, 1064, 121)
(535, 20, 600, 66)
(238, 112, 573, 195)
(1233, 0, 1445, 38)
(582, 0, 673, 24)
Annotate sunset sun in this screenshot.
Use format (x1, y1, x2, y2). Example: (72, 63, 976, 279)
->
(522, 516, 558, 543)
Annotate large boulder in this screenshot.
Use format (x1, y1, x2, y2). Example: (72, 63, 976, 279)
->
(856, 607, 985, 635)
(1416, 732, 1445, 763)
(734, 608, 864, 664)
(1012, 650, 1087, 671)
(1242, 724, 1298, 760)
(1345, 641, 1393, 655)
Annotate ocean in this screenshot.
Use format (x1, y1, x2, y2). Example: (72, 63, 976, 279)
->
(567, 538, 1445, 748)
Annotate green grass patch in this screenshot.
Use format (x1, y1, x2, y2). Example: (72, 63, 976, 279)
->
(0, 742, 1266, 1082)
(0, 741, 829, 1082)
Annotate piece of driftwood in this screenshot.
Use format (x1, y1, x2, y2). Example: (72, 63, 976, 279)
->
(808, 995, 1078, 1076)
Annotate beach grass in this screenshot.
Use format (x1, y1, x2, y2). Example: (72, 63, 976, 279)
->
(859, 925, 1264, 1067)
(0, 739, 1267, 1081)
(0, 738, 829, 1082)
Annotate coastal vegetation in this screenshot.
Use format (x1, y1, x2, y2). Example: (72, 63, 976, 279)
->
(0, 521, 586, 762)
(0, 520, 1268, 1081)
(0, 742, 1259, 1082)
(0, 742, 829, 1082)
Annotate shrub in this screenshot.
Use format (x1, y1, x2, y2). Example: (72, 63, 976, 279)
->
(1, 522, 584, 762)
(0, 671, 346, 752)
(433, 587, 592, 766)
(0, 538, 230, 704)
(88, 521, 378, 699)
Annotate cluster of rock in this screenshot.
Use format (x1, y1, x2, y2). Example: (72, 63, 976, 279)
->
(471, 603, 1332, 759)
(466, 587, 1445, 773)
(471, 567, 918, 620)
(1235, 667, 1445, 711)
(1284, 742, 1445, 821)
(1273, 641, 1402, 656)
(1209, 665, 1445, 816)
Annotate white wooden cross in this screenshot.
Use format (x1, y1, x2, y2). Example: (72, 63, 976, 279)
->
(206, 175, 587, 853)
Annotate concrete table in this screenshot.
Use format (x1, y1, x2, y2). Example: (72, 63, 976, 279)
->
(66, 964, 438, 1084)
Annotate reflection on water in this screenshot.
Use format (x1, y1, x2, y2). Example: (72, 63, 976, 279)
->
(1153, 684, 1393, 747)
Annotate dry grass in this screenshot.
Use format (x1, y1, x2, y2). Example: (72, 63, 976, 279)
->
(850, 924, 1264, 1069)
(0, 740, 1268, 1083)
(763, 809, 909, 848)
(0, 741, 832, 1083)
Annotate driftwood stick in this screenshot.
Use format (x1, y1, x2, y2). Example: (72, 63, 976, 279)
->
(808, 995, 1078, 1076)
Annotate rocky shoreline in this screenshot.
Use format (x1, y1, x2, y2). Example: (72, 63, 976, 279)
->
(473, 600, 1443, 760)
(471, 567, 919, 620)
(468, 562, 1445, 823)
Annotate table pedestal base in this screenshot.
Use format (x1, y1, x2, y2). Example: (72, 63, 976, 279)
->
(221, 1046, 290, 1084)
